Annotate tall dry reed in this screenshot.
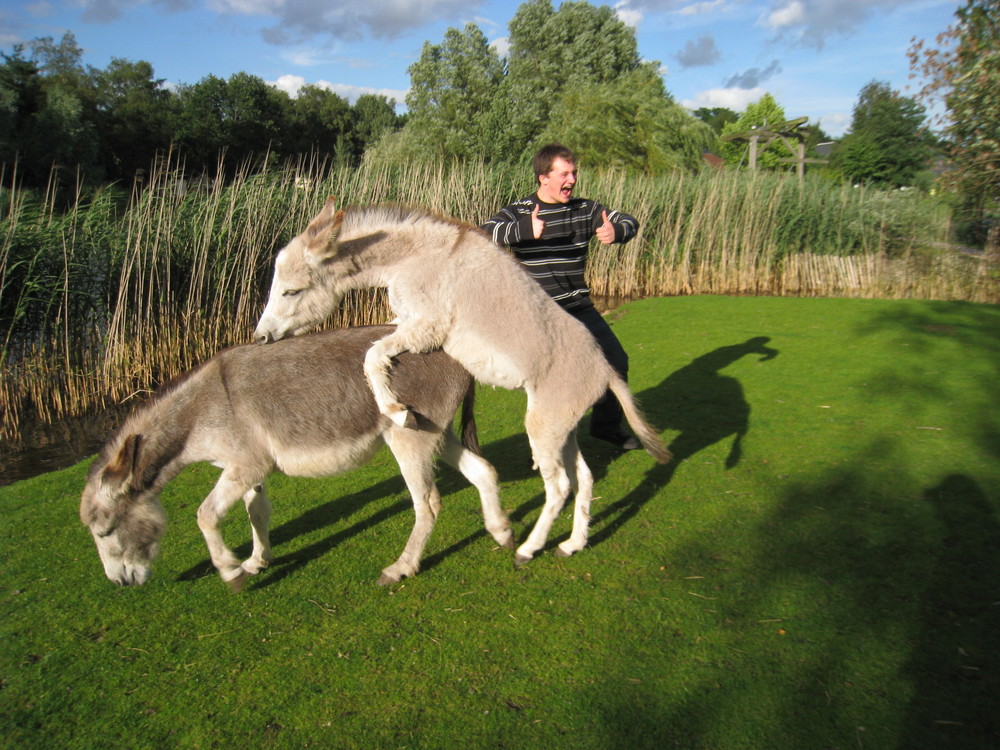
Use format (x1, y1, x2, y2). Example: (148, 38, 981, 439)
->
(1, 158, 994, 445)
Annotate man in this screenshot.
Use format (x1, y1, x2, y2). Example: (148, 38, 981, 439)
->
(481, 143, 640, 450)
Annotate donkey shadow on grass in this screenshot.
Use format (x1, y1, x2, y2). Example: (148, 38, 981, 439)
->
(438, 334, 780, 572)
(579, 335, 779, 552)
(178, 336, 779, 586)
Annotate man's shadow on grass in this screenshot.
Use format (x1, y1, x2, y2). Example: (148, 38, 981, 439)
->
(179, 336, 778, 585)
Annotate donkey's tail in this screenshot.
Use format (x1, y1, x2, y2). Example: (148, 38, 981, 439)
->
(459, 380, 482, 456)
(610, 374, 672, 464)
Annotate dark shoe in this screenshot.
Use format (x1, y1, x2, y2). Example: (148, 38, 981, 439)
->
(592, 431, 640, 450)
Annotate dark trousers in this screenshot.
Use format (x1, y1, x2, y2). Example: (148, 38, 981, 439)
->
(570, 304, 628, 436)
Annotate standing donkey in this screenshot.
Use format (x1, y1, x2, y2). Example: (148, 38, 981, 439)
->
(255, 199, 671, 567)
(80, 325, 512, 590)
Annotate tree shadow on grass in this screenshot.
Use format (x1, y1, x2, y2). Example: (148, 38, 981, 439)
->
(583, 464, 999, 748)
(896, 474, 1000, 750)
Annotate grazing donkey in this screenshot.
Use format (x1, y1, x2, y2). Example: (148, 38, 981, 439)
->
(80, 326, 512, 590)
(254, 199, 671, 567)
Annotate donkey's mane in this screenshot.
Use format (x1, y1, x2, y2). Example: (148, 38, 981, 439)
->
(341, 203, 486, 239)
(93, 355, 219, 472)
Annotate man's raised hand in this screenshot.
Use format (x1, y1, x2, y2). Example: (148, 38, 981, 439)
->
(595, 210, 616, 244)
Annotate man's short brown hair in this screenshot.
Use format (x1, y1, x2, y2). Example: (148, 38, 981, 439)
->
(533, 143, 576, 180)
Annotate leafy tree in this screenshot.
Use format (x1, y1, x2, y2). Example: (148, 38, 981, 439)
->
(93, 58, 175, 181)
(494, 0, 642, 158)
(910, 0, 999, 246)
(350, 94, 401, 157)
(223, 73, 289, 161)
(32, 84, 99, 177)
(0, 36, 99, 184)
(833, 81, 931, 188)
(0, 46, 45, 174)
(285, 84, 353, 161)
(694, 107, 738, 134)
(174, 75, 229, 168)
(540, 65, 716, 172)
(720, 93, 794, 169)
(404, 23, 504, 160)
(175, 73, 290, 173)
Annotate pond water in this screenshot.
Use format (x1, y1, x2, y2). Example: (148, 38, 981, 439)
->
(0, 411, 125, 487)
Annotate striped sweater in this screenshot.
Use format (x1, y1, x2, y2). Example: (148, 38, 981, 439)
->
(480, 195, 638, 311)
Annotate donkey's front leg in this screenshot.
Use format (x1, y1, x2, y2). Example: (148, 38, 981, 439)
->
(440, 431, 514, 550)
(197, 469, 262, 591)
(364, 340, 416, 428)
(241, 484, 273, 576)
(364, 321, 447, 429)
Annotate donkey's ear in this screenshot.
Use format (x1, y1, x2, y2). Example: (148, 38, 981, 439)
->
(103, 433, 142, 490)
(304, 197, 344, 260)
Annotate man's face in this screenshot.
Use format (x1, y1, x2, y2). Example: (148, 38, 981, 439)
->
(537, 156, 577, 204)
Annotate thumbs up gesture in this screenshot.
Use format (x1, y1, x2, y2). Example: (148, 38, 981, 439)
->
(531, 203, 546, 239)
(595, 210, 616, 244)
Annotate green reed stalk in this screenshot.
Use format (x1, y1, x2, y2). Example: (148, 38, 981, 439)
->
(0, 159, 992, 445)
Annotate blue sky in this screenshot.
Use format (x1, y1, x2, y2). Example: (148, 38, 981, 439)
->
(2, 0, 960, 137)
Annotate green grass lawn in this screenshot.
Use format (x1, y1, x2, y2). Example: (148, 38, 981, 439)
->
(2, 296, 998, 749)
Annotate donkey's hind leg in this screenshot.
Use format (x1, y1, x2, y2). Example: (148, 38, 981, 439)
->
(439, 429, 513, 550)
(378, 429, 442, 585)
(554, 437, 595, 558)
(515, 417, 577, 566)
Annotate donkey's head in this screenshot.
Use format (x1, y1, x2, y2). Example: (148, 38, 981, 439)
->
(80, 434, 166, 586)
(255, 196, 346, 344)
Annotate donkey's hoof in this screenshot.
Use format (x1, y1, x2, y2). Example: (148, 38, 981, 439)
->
(226, 569, 249, 593)
(378, 567, 413, 585)
(241, 558, 270, 575)
(514, 554, 533, 568)
(554, 546, 573, 559)
(501, 535, 516, 551)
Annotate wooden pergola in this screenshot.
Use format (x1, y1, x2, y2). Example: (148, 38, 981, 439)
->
(721, 117, 829, 179)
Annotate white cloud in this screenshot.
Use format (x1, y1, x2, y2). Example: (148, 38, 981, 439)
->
(26, 1, 56, 17)
(281, 48, 333, 67)
(208, 0, 280, 13)
(723, 60, 782, 88)
(76, 0, 193, 23)
(682, 86, 768, 112)
(676, 0, 732, 17)
(765, 0, 805, 29)
(269, 73, 406, 106)
(490, 36, 510, 59)
(614, 2, 644, 28)
(759, 0, 915, 47)
(233, 0, 475, 43)
(815, 111, 851, 137)
(270, 73, 307, 96)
